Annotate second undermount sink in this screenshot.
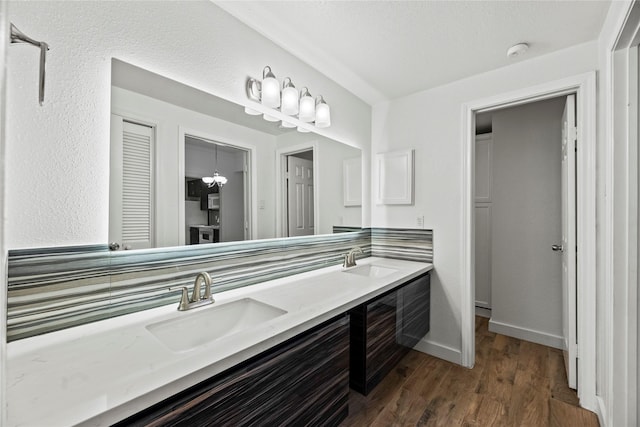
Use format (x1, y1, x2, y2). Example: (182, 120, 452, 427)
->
(146, 298, 287, 353)
(343, 264, 399, 279)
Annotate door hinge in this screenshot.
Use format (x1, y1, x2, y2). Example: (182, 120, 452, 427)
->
(570, 126, 578, 142)
(571, 342, 579, 358)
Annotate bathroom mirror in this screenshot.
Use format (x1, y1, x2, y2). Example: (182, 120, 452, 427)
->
(110, 59, 362, 249)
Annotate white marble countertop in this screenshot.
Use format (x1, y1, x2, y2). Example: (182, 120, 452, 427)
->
(7, 257, 433, 427)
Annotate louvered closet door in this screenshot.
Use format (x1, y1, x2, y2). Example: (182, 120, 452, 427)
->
(109, 115, 155, 250)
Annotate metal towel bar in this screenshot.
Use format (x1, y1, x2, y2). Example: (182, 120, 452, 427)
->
(10, 23, 49, 106)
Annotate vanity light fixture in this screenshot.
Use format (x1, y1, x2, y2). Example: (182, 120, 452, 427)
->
(298, 87, 315, 123)
(263, 114, 280, 122)
(280, 121, 297, 129)
(315, 96, 331, 128)
(281, 77, 299, 115)
(202, 144, 228, 188)
(244, 66, 331, 130)
(261, 66, 280, 108)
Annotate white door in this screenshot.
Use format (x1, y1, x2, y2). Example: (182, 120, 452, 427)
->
(560, 94, 578, 389)
(109, 115, 155, 250)
(287, 156, 314, 237)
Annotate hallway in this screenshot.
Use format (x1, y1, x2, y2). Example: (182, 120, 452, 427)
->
(341, 317, 599, 426)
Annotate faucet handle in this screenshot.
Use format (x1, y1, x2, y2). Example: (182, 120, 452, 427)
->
(169, 286, 191, 311)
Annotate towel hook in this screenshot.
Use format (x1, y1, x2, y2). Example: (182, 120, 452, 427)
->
(10, 23, 49, 106)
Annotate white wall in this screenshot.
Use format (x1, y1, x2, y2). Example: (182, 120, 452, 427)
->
(315, 138, 362, 231)
(5, 0, 371, 249)
(489, 97, 565, 347)
(372, 41, 598, 362)
(112, 86, 277, 245)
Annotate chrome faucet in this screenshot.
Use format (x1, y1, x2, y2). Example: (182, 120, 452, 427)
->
(170, 272, 215, 311)
(343, 247, 363, 268)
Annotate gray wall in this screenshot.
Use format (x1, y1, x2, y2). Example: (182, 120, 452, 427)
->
(489, 97, 566, 345)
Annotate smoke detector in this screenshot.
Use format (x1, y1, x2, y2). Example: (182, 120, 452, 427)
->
(507, 43, 529, 58)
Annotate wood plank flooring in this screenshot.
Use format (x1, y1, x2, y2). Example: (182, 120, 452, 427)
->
(340, 316, 599, 427)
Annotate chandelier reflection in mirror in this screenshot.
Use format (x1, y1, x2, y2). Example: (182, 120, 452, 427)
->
(245, 66, 331, 132)
(202, 143, 228, 188)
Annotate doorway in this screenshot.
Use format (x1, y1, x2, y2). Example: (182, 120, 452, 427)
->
(473, 96, 576, 388)
(179, 130, 254, 245)
(276, 143, 318, 238)
(462, 72, 597, 410)
(284, 150, 314, 237)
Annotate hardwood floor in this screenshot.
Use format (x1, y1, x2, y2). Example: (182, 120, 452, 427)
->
(340, 316, 599, 427)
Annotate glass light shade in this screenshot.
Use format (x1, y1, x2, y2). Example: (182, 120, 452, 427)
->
(244, 106, 261, 115)
(261, 66, 280, 108)
(203, 172, 227, 187)
(281, 78, 299, 115)
(281, 121, 296, 128)
(212, 172, 228, 186)
(297, 126, 311, 133)
(263, 114, 280, 122)
(315, 100, 331, 128)
(298, 87, 315, 122)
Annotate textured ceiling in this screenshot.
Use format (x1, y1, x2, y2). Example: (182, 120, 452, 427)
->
(216, 1, 611, 104)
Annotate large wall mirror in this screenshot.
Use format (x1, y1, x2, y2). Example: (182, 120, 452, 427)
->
(109, 59, 362, 250)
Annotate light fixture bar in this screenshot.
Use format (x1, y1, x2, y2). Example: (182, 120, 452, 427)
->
(243, 66, 331, 130)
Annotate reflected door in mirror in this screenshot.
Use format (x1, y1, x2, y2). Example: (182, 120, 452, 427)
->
(287, 155, 314, 237)
(109, 115, 155, 250)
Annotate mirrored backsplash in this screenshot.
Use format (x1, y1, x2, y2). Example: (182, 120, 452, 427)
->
(7, 229, 433, 342)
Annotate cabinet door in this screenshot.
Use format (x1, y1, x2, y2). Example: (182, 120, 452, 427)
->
(397, 273, 431, 347)
(350, 272, 431, 395)
(117, 316, 350, 427)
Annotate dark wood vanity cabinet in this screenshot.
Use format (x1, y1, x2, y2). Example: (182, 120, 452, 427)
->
(115, 315, 350, 427)
(349, 272, 431, 395)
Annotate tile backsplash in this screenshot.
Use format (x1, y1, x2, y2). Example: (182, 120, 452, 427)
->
(6, 228, 432, 341)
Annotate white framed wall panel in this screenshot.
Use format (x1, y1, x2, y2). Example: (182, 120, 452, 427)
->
(474, 204, 492, 309)
(475, 134, 493, 203)
(376, 149, 414, 205)
(343, 157, 362, 206)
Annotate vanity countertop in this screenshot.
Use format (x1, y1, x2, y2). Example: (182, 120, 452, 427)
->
(6, 257, 433, 427)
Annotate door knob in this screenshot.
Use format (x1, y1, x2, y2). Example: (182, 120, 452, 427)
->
(551, 244, 564, 252)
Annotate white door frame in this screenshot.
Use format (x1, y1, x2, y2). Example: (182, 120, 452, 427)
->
(603, 2, 640, 424)
(178, 126, 257, 244)
(275, 142, 319, 238)
(461, 72, 597, 410)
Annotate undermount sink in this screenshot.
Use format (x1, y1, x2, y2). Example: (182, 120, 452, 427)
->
(343, 264, 399, 279)
(146, 298, 287, 353)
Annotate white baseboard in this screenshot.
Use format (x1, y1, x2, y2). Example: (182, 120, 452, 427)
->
(488, 319, 563, 349)
(596, 396, 608, 427)
(413, 338, 462, 365)
(475, 306, 491, 318)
